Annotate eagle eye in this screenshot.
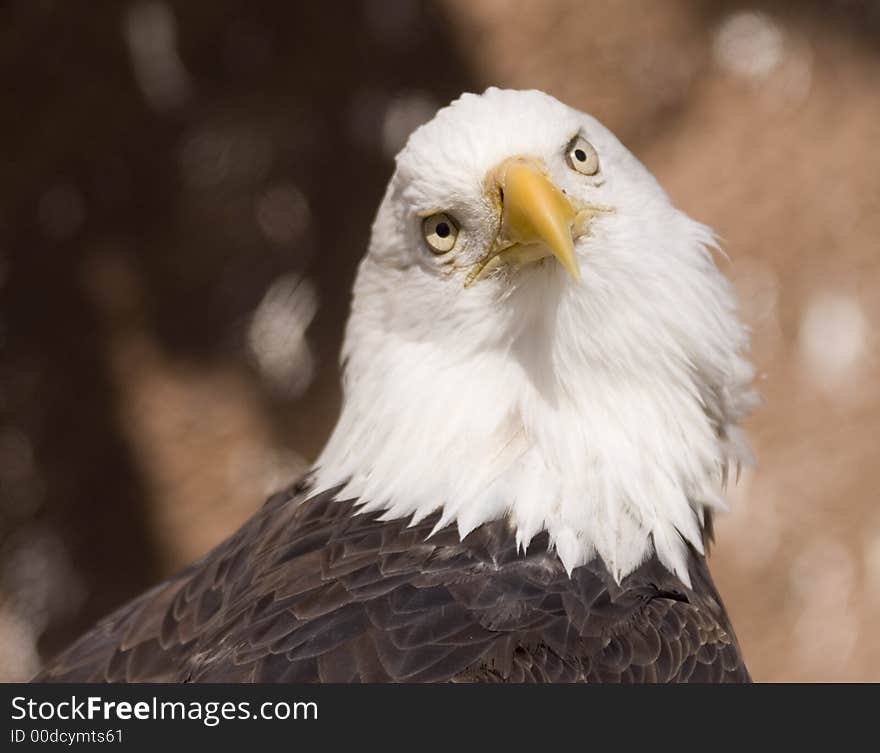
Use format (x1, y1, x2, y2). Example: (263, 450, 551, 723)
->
(423, 213, 458, 254)
(567, 136, 600, 176)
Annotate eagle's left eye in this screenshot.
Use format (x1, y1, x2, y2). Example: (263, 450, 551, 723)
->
(567, 137, 599, 176)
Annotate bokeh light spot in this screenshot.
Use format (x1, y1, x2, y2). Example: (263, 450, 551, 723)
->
(247, 275, 318, 399)
(714, 11, 784, 80)
(798, 292, 868, 393)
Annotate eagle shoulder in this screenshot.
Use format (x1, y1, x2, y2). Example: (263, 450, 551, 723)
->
(35, 482, 749, 683)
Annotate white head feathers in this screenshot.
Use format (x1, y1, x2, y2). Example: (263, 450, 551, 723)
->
(314, 88, 757, 586)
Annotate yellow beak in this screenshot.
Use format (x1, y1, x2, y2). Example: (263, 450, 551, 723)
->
(496, 160, 580, 281)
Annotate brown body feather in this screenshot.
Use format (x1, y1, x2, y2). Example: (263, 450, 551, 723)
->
(35, 480, 749, 683)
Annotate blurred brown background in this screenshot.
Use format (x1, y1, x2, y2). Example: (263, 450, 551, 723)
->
(0, 0, 878, 682)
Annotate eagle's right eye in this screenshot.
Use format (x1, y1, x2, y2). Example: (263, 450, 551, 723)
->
(422, 213, 458, 254)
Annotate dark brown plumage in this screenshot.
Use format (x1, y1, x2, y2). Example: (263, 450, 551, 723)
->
(35, 479, 749, 683)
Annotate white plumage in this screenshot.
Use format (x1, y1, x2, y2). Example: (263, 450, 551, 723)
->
(315, 88, 757, 586)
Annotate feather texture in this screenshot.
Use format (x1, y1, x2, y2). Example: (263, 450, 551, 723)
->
(36, 481, 748, 683)
(313, 88, 757, 583)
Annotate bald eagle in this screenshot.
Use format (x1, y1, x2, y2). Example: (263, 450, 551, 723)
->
(37, 89, 756, 683)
